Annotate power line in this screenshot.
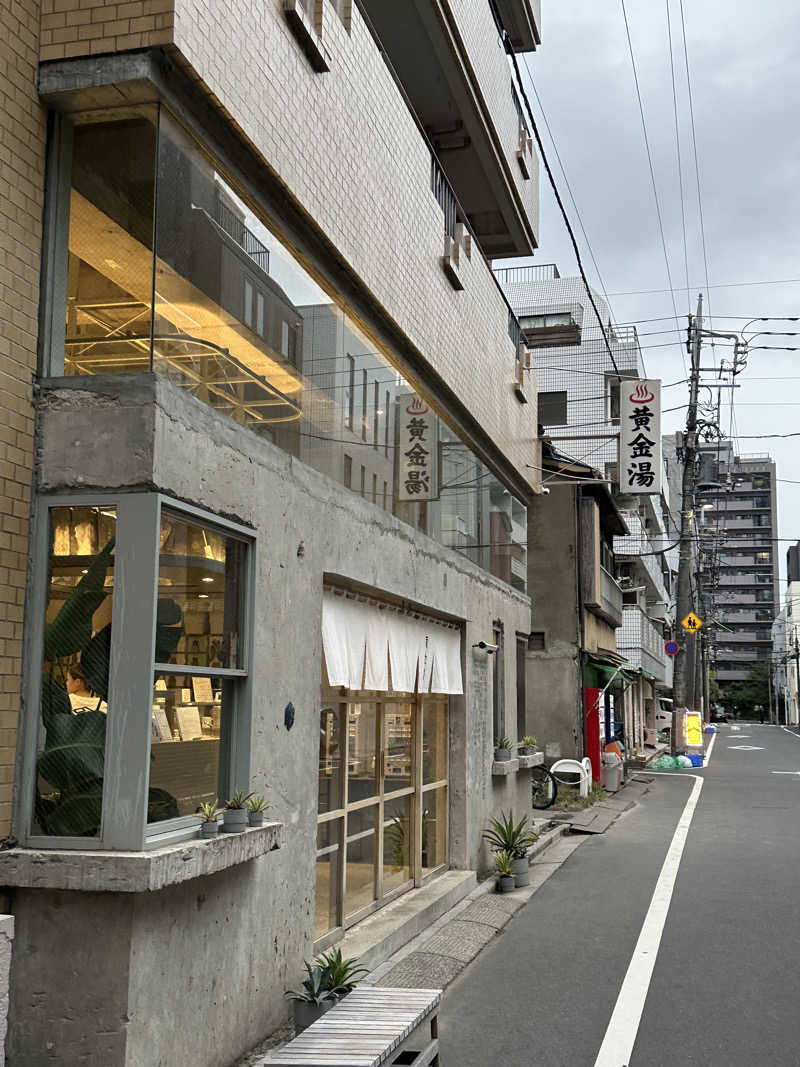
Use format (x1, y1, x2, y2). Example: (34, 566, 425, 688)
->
(619, 0, 685, 373)
(666, 0, 690, 313)
(499, 28, 624, 381)
(609, 277, 800, 297)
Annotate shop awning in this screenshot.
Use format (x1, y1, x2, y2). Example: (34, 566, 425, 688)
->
(322, 591, 463, 695)
(584, 652, 639, 685)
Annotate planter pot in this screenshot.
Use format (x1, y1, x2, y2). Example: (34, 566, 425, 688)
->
(222, 808, 248, 833)
(494, 748, 511, 762)
(497, 875, 515, 893)
(293, 999, 334, 1033)
(512, 855, 530, 887)
(200, 820, 219, 839)
(248, 810, 265, 827)
(518, 746, 532, 756)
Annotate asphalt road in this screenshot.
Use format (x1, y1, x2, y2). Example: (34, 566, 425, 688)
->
(438, 724, 800, 1066)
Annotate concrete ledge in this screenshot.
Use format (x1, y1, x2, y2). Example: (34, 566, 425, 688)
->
(0, 822, 282, 893)
(491, 758, 519, 776)
(338, 869, 477, 974)
(517, 751, 544, 769)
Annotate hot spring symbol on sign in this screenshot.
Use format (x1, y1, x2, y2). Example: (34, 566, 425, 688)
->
(397, 393, 440, 502)
(619, 379, 661, 495)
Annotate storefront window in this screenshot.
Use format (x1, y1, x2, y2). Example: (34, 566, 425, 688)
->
(35, 505, 116, 837)
(55, 108, 526, 594)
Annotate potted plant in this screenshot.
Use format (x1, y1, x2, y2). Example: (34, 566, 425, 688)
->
(483, 810, 538, 887)
(315, 947, 368, 999)
(494, 736, 512, 762)
(195, 799, 222, 838)
(247, 794, 269, 827)
(222, 791, 253, 833)
(519, 735, 538, 756)
(494, 850, 515, 893)
(285, 963, 335, 1032)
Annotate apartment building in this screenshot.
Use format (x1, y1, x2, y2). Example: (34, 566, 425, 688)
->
(695, 443, 780, 689)
(0, 2, 544, 1063)
(778, 542, 800, 724)
(496, 268, 677, 757)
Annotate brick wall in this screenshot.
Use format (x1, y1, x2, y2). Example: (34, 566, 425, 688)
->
(0, 1, 47, 835)
(39, 0, 172, 62)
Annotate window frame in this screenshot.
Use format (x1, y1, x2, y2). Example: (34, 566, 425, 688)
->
(19, 491, 255, 852)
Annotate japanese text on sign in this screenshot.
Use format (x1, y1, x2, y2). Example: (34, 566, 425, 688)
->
(618, 379, 662, 495)
(397, 394, 439, 502)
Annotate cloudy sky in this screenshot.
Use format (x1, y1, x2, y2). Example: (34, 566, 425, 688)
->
(498, 0, 800, 579)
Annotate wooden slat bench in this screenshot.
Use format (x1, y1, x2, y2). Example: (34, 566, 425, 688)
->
(263, 987, 441, 1067)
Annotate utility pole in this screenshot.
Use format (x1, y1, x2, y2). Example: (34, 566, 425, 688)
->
(673, 293, 703, 748)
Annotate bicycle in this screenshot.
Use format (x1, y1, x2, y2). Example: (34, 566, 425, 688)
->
(530, 764, 557, 809)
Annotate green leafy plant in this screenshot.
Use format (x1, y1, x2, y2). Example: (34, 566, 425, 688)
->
(284, 963, 336, 1006)
(246, 794, 269, 813)
(494, 736, 512, 752)
(315, 947, 368, 998)
(195, 799, 222, 822)
(36, 537, 183, 837)
(494, 850, 514, 878)
(225, 791, 254, 809)
(385, 809, 434, 867)
(482, 810, 538, 859)
(521, 735, 537, 749)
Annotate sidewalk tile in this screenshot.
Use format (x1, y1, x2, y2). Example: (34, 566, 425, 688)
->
(420, 919, 497, 962)
(377, 951, 463, 989)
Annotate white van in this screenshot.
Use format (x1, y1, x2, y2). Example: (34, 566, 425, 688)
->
(655, 697, 673, 733)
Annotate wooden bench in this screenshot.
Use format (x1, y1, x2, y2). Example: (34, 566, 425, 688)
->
(263, 987, 441, 1067)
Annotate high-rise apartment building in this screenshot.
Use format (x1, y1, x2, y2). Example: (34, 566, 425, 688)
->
(695, 443, 780, 687)
(0, 2, 544, 1062)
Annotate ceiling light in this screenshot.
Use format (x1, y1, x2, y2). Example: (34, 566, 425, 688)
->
(198, 594, 209, 599)
(201, 577, 214, 583)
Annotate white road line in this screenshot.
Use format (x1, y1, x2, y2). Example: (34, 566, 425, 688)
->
(704, 731, 716, 767)
(772, 771, 800, 776)
(780, 726, 800, 740)
(593, 775, 703, 1067)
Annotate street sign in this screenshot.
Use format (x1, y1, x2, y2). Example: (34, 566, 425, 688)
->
(665, 640, 679, 656)
(681, 612, 703, 633)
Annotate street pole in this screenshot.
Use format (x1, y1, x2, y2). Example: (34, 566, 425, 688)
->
(673, 294, 703, 749)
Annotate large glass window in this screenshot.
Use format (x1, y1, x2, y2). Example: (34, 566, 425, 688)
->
(315, 687, 448, 945)
(36, 505, 116, 837)
(28, 496, 252, 848)
(56, 108, 527, 593)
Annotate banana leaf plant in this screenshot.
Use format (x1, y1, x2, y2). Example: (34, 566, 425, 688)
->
(37, 536, 183, 836)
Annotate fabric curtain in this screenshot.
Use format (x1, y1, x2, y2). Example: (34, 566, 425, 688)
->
(321, 592, 463, 695)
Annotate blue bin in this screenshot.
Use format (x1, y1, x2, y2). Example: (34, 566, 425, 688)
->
(688, 753, 704, 767)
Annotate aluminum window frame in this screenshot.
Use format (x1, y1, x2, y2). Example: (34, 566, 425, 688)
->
(18, 491, 255, 851)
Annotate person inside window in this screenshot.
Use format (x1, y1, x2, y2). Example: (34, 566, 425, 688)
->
(66, 662, 107, 714)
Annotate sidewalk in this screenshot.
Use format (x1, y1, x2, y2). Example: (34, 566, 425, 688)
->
(235, 775, 652, 1065)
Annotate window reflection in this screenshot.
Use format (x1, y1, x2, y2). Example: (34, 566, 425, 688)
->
(62, 108, 527, 593)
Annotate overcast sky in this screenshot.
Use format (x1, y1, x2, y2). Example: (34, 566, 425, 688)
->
(497, 0, 800, 580)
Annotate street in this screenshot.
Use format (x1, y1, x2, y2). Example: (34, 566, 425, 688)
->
(439, 725, 800, 1066)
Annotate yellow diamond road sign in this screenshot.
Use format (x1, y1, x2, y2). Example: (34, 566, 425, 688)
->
(681, 612, 703, 632)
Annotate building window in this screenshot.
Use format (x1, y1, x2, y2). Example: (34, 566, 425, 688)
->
(346, 356, 355, 430)
(492, 625, 504, 743)
(344, 454, 352, 488)
(26, 495, 252, 849)
(373, 381, 380, 449)
(538, 390, 568, 427)
(516, 635, 527, 741)
(361, 369, 368, 441)
(384, 390, 391, 456)
(360, 465, 366, 496)
(244, 280, 253, 328)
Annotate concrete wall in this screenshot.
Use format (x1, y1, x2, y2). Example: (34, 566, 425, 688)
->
(8, 373, 532, 1067)
(38, 0, 540, 490)
(0, 0, 46, 839)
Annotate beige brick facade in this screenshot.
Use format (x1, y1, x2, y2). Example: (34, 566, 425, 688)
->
(39, 0, 173, 62)
(0, 1, 47, 837)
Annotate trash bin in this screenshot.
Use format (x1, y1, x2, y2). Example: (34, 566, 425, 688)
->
(603, 752, 623, 793)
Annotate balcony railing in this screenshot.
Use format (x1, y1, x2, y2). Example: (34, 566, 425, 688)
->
(494, 264, 561, 285)
(430, 154, 459, 241)
(214, 199, 270, 273)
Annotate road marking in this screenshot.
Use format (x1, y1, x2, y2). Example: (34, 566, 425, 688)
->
(772, 771, 800, 776)
(593, 775, 703, 1067)
(731, 725, 741, 732)
(780, 727, 800, 740)
(704, 731, 716, 767)
(726, 745, 763, 751)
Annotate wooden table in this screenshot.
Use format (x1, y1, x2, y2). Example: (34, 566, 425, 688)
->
(263, 986, 441, 1067)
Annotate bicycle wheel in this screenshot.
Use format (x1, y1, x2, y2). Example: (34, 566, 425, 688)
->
(531, 765, 557, 809)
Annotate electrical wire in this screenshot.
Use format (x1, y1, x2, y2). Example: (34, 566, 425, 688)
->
(666, 0, 690, 313)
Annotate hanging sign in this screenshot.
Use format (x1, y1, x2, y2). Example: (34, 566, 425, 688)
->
(396, 394, 439, 501)
(619, 379, 662, 494)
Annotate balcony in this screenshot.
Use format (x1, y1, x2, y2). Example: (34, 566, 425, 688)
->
(618, 607, 668, 684)
(493, 0, 542, 51)
(615, 510, 668, 603)
(360, 0, 539, 255)
(585, 566, 624, 628)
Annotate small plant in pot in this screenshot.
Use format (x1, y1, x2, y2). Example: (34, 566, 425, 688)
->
(195, 799, 221, 839)
(494, 736, 513, 762)
(222, 791, 253, 833)
(316, 947, 368, 999)
(494, 849, 516, 893)
(519, 735, 538, 756)
(247, 794, 269, 827)
(483, 810, 538, 887)
(285, 963, 335, 1032)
